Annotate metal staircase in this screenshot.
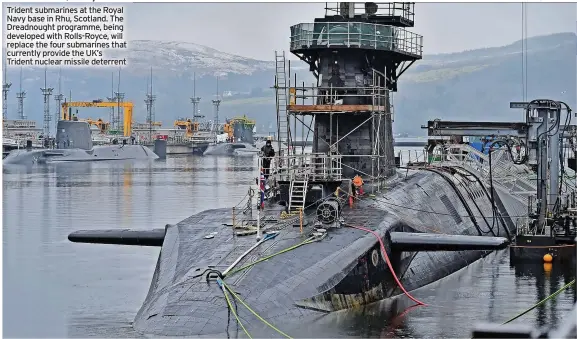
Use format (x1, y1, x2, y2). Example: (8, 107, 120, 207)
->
(275, 51, 290, 158)
(288, 177, 308, 213)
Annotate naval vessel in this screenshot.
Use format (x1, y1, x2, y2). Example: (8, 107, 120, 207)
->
(68, 2, 577, 337)
(204, 115, 258, 156)
(4, 120, 158, 165)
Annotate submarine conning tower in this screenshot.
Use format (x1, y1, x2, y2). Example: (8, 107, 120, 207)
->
(287, 2, 422, 180)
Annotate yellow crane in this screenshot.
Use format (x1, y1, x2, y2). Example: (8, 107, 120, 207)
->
(224, 115, 256, 139)
(174, 119, 200, 137)
(61, 101, 134, 137)
(80, 118, 110, 133)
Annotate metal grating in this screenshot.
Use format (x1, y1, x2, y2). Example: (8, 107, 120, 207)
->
(440, 194, 463, 224)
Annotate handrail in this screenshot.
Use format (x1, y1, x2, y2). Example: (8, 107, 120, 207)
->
(261, 153, 343, 182)
(290, 21, 423, 57)
(324, 2, 415, 22)
(429, 143, 536, 199)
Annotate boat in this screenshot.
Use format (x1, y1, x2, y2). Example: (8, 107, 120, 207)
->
(4, 120, 158, 165)
(203, 115, 258, 156)
(67, 2, 576, 337)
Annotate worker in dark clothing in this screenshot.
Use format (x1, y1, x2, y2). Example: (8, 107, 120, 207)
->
(261, 140, 275, 178)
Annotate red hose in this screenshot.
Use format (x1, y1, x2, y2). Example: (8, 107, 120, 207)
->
(348, 224, 427, 306)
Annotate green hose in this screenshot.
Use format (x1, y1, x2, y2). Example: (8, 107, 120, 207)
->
(503, 279, 575, 324)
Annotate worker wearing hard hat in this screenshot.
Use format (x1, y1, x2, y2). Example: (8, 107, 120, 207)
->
(352, 173, 364, 197)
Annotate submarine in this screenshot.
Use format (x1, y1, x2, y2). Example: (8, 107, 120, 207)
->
(203, 116, 259, 156)
(3, 120, 158, 165)
(67, 2, 573, 337)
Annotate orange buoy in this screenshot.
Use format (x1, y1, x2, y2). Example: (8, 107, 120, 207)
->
(544, 263, 553, 274)
(543, 253, 553, 263)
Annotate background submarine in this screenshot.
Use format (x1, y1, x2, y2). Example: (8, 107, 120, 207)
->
(3, 120, 158, 165)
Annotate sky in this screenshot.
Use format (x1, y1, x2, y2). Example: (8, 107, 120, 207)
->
(2, 2, 576, 60)
(121, 2, 577, 60)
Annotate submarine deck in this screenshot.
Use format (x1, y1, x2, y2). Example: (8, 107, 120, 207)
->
(132, 168, 527, 337)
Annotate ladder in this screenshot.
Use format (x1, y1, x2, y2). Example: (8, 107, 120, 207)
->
(275, 51, 290, 157)
(289, 177, 309, 213)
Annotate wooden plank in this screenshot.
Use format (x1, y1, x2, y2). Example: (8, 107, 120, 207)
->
(287, 104, 386, 113)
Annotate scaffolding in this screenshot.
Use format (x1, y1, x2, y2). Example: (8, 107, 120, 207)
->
(263, 2, 422, 212)
(277, 66, 394, 184)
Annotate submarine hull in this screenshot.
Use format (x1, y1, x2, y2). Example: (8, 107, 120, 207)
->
(132, 168, 525, 337)
(203, 142, 259, 156)
(3, 145, 158, 165)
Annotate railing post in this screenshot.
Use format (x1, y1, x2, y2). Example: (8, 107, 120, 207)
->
(299, 207, 303, 234)
(232, 207, 236, 237)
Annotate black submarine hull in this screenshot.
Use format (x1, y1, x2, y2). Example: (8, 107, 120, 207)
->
(129, 167, 526, 337)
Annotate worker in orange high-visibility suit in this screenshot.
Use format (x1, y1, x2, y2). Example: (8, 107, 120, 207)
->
(352, 173, 364, 198)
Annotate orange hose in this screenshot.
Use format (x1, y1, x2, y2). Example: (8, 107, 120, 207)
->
(348, 224, 427, 306)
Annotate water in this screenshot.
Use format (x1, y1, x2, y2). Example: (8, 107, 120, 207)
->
(3, 154, 576, 338)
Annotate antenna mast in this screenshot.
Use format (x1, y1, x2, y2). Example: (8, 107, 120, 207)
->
(144, 67, 156, 142)
(3, 60, 12, 121)
(16, 67, 26, 120)
(54, 67, 64, 132)
(190, 73, 203, 123)
(211, 76, 221, 135)
(107, 72, 115, 129)
(41, 67, 54, 138)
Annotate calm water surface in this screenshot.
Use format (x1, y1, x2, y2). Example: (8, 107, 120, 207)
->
(3, 154, 576, 338)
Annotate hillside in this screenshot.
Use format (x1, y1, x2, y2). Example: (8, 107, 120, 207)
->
(4, 32, 576, 135)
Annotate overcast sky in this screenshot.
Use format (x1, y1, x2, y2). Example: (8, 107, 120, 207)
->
(3, 2, 575, 60)
(121, 2, 576, 60)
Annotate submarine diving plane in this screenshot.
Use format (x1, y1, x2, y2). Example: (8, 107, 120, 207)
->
(68, 2, 564, 337)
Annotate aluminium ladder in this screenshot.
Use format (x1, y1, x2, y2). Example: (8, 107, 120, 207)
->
(275, 51, 290, 158)
(288, 176, 309, 213)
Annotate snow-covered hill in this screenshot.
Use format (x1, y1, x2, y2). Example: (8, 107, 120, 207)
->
(3, 33, 576, 135)
(105, 40, 278, 76)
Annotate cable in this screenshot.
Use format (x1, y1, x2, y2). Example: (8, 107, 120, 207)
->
(219, 278, 293, 338)
(452, 172, 497, 236)
(502, 279, 575, 324)
(224, 237, 317, 277)
(346, 224, 427, 306)
(488, 147, 500, 237)
(367, 194, 528, 219)
(453, 165, 512, 240)
(216, 278, 253, 339)
(424, 167, 484, 236)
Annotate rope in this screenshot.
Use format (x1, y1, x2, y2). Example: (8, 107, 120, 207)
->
(346, 224, 427, 306)
(216, 278, 253, 339)
(225, 236, 317, 277)
(502, 279, 575, 324)
(219, 278, 293, 339)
